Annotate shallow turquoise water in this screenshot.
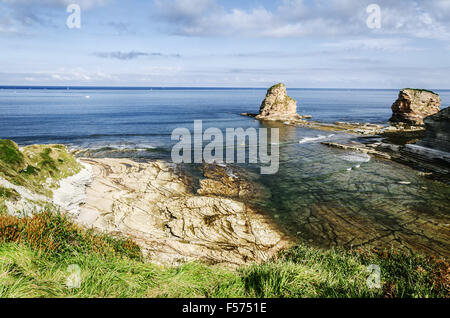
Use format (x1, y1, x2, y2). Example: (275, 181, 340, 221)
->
(254, 123, 450, 258)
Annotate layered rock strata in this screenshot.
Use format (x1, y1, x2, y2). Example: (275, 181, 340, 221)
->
(420, 106, 450, 152)
(390, 89, 441, 125)
(75, 158, 290, 267)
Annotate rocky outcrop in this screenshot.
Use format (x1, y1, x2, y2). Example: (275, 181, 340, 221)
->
(420, 106, 450, 152)
(321, 142, 392, 159)
(76, 158, 290, 267)
(386, 106, 450, 181)
(241, 85, 427, 135)
(390, 89, 441, 125)
(197, 164, 268, 201)
(256, 83, 300, 120)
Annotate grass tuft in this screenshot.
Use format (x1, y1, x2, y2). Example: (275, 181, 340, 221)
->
(0, 211, 142, 261)
(0, 140, 25, 171)
(0, 211, 448, 298)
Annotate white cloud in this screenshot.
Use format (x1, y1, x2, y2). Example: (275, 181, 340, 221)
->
(0, 66, 184, 85)
(321, 38, 420, 52)
(154, 0, 450, 40)
(0, 0, 109, 33)
(1, 0, 109, 9)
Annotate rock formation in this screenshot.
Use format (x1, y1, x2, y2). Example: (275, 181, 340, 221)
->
(390, 89, 441, 125)
(75, 158, 290, 267)
(256, 83, 300, 120)
(420, 106, 450, 152)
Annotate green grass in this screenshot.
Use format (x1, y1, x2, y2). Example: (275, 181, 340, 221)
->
(0, 186, 21, 215)
(0, 140, 81, 197)
(0, 187, 20, 201)
(0, 140, 25, 170)
(0, 211, 447, 298)
(0, 243, 246, 298)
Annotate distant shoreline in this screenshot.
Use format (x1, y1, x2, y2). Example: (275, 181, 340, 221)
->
(2, 85, 450, 91)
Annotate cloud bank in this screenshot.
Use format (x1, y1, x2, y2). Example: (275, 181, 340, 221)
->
(92, 51, 181, 60)
(154, 0, 450, 40)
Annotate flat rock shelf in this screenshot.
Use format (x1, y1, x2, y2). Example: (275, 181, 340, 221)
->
(75, 158, 291, 267)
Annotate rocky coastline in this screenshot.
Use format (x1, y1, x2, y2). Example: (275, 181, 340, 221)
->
(243, 83, 450, 182)
(0, 141, 291, 267)
(1, 84, 449, 268)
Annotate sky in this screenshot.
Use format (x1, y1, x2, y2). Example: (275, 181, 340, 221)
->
(0, 0, 450, 88)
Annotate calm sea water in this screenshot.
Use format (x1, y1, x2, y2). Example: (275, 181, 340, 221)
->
(1, 88, 449, 257)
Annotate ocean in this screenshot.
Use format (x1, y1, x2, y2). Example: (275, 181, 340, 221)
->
(1, 87, 449, 257)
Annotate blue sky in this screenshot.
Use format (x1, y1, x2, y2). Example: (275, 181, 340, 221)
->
(0, 0, 449, 88)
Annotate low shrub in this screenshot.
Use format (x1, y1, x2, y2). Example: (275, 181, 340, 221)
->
(0, 211, 142, 261)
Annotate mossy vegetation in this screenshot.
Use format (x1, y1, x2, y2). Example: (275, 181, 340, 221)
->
(267, 83, 285, 93)
(0, 140, 25, 170)
(0, 186, 20, 201)
(0, 210, 447, 298)
(0, 140, 81, 197)
(403, 88, 439, 95)
(0, 186, 20, 215)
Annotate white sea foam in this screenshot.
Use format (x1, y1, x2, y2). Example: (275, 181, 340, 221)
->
(299, 134, 335, 144)
(340, 152, 371, 163)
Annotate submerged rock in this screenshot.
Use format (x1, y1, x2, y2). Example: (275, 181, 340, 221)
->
(390, 89, 441, 125)
(420, 106, 450, 152)
(197, 164, 267, 200)
(256, 83, 300, 121)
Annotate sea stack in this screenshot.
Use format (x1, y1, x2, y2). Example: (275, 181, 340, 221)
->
(390, 89, 441, 125)
(256, 83, 299, 121)
(420, 106, 450, 152)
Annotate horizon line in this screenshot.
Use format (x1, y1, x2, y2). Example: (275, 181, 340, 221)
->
(1, 85, 450, 91)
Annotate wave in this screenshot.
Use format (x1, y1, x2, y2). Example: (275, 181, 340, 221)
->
(73, 145, 172, 159)
(299, 134, 335, 144)
(8, 132, 173, 143)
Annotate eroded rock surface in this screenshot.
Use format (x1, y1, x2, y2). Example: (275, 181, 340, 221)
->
(76, 158, 290, 267)
(197, 164, 269, 201)
(420, 106, 450, 152)
(256, 83, 300, 121)
(390, 89, 441, 125)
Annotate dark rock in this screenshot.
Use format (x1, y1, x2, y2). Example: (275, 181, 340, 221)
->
(390, 89, 441, 125)
(420, 106, 450, 152)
